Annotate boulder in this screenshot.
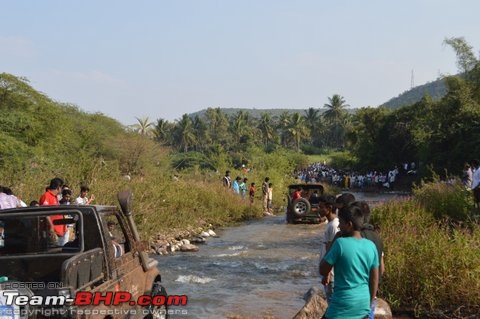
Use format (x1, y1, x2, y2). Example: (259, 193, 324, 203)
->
(293, 287, 327, 319)
(181, 239, 190, 246)
(190, 236, 206, 244)
(207, 229, 217, 237)
(200, 231, 210, 238)
(374, 298, 392, 319)
(293, 287, 392, 319)
(180, 243, 199, 252)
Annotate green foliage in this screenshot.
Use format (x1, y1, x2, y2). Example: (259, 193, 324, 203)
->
(413, 179, 473, 222)
(328, 151, 357, 170)
(372, 189, 480, 317)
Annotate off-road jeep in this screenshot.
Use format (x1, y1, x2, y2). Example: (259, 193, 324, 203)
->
(286, 183, 325, 224)
(0, 191, 168, 319)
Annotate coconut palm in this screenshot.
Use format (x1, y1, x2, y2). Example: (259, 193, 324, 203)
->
(152, 118, 173, 145)
(304, 107, 320, 145)
(277, 111, 291, 147)
(173, 114, 196, 152)
(257, 112, 274, 147)
(288, 113, 308, 151)
(230, 110, 249, 144)
(323, 94, 349, 148)
(131, 117, 154, 136)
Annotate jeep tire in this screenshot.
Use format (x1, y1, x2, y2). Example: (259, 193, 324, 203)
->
(292, 198, 311, 216)
(145, 282, 168, 319)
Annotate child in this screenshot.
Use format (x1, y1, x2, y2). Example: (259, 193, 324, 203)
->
(59, 188, 73, 205)
(249, 182, 255, 205)
(320, 204, 379, 319)
(318, 195, 339, 303)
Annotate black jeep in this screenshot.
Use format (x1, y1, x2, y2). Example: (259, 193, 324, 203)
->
(286, 183, 325, 224)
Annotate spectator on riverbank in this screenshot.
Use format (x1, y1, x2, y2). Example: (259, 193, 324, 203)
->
(463, 163, 473, 189)
(267, 183, 273, 215)
(320, 204, 379, 319)
(232, 176, 241, 195)
(60, 188, 73, 205)
(471, 159, 480, 208)
(249, 182, 255, 205)
(0, 186, 21, 209)
(75, 185, 95, 205)
(223, 170, 231, 188)
(262, 177, 270, 214)
(318, 195, 339, 303)
(240, 177, 248, 199)
(355, 200, 385, 319)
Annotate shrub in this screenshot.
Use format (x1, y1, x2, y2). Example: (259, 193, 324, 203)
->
(413, 179, 473, 222)
(372, 187, 480, 317)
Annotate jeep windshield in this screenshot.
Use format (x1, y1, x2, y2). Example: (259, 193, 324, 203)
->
(0, 210, 83, 256)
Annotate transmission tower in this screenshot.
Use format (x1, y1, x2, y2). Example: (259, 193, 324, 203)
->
(411, 69, 415, 89)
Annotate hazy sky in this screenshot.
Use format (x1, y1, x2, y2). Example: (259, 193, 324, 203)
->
(1, 1, 479, 125)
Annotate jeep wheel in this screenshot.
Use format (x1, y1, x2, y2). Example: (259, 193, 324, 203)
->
(292, 198, 311, 216)
(145, 282, 168, 319)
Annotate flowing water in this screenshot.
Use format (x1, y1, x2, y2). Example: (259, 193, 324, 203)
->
(155, 192, 403, 319)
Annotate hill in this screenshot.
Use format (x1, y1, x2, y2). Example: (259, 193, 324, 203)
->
(189, 77, 449, 118)
(189, 107, 358, 119)
(381, 77, 447, 109)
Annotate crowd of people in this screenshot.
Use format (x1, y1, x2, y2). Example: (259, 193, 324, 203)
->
(222, 170, 274, 215)
(294, 162, 417, 191)
(0, 178, 95, 210)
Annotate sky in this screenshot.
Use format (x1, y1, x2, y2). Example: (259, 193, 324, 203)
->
(1, 1, 479, 125)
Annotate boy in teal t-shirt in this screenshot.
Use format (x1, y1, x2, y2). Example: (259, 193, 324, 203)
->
(320, 204, 379, 319)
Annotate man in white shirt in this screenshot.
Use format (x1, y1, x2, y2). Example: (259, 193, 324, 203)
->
(75, 186, 95, 205)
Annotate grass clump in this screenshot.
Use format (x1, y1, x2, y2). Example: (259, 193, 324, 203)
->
(372, 183, 480, 317)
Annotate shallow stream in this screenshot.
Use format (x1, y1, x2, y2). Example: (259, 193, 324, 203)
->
(155, 192, 402, 319)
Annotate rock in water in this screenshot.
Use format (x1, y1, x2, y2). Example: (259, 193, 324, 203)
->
(180, 243, 199, 252)
(200, 231, 210, 238)
(293, 288, 392, 319)
(207, 229, 217, 237)
(293, 287, 327, 319)
(374, 298, 392, 319)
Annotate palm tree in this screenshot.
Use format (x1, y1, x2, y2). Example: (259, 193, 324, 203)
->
(205, 108, 229, 144)
(192, 115, 208, 152)
(131, 117, 154, 136)
(152, 118, 172, 145)
(323, 94, 349, 148)
(304, 107, 320, 144)
(257, 112, 274, 147)
(277, 111, 291, 147)
(173, 114, 196, 152)
(288, 113, 308, 151)
(230, 110, 249, 144)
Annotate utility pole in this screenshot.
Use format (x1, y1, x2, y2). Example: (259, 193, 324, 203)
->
(411, 69, 415, 89)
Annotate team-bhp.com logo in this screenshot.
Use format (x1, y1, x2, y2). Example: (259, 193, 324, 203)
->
(1, 291, 187, 313)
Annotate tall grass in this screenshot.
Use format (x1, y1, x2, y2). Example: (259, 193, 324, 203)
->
(372, 184, 480, 317)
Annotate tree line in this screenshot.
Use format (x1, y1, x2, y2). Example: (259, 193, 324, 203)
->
(130, 37, 480, 175)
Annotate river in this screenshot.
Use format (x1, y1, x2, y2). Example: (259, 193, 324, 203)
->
(155, 192, 402, 319)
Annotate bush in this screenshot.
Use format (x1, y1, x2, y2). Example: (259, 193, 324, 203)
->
(413, 179, 473, 222)
(372, 185, 480, 317)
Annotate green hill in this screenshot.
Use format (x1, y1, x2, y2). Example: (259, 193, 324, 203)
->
(381, 77, 447, 109)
